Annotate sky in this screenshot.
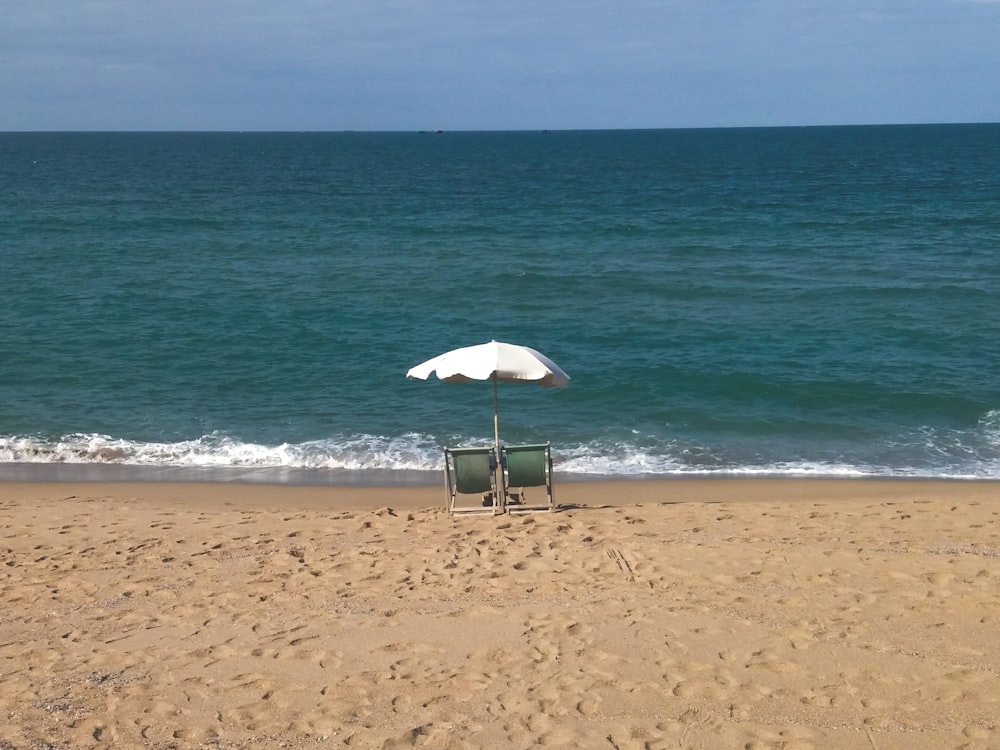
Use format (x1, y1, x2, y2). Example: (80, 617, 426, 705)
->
(3, 0, 1000, 131)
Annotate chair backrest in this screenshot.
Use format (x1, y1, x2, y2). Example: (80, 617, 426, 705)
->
(503, 444, 549, 488)
(449, 447, 495, 494)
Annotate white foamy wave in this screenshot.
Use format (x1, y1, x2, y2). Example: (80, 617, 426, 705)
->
(981, 409, 1000, 443)
(554, 438, 999, 479)
(1, 430, 998, 480)
(0, 432, 446, 472)
(556, 445, 686, 475)
(555, 445, 873, 478)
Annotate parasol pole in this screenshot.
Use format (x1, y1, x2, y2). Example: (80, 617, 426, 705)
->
(492, 373, 500, 454)
(492, 373, 503, 511)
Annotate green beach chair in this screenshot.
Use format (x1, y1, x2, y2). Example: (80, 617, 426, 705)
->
(444, 446, 501, 516)
(501, 443, 555, 514)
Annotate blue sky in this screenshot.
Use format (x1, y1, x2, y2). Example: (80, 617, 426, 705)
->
(3, 0, 999, 131)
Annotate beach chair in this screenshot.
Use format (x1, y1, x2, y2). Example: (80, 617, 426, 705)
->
(444, 447, 501, 516)
(501, 443, 555, 514)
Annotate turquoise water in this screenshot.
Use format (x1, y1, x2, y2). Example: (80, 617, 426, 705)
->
(2, 126, 999, 481)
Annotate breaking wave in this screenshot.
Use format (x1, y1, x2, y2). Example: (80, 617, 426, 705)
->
(2, 425, 997, 481)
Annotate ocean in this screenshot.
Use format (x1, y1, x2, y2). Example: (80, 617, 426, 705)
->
(2, 125, 998, 483)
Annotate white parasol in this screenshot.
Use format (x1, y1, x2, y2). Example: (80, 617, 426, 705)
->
(406, 340, 570, 452)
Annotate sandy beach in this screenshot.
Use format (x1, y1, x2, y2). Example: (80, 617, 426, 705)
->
(2, 478, 999, 749)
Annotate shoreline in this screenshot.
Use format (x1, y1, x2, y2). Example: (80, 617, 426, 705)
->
(2, 475, 998, 512)
(3, 461, 999, 488)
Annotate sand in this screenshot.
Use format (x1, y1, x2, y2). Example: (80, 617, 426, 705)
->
(2, 478, 999, 749)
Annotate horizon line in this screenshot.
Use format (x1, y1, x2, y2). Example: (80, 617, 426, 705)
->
(3, 120, 999, 136)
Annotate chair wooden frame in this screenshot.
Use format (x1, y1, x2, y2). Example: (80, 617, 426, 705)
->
(501, 442, 555, 514)
(444, 446, 501, 516)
